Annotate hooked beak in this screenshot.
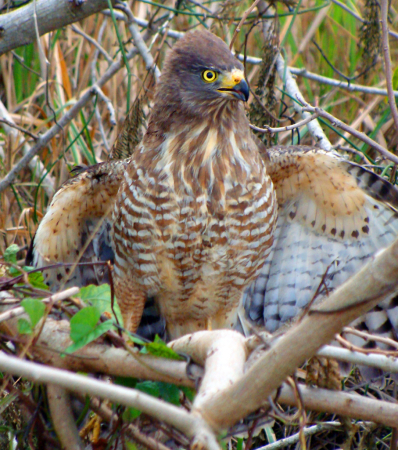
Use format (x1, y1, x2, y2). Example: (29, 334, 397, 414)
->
(217, 69, 249, 102)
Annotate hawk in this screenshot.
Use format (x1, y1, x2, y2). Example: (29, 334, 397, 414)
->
(29, 30, 398, 349)
(30, 30, 278, 340)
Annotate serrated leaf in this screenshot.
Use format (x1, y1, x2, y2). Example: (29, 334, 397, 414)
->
(69, 306, 102, 342)
(158, 382, 180, 405)
(143, 336, 183, 360)
(65, 320, 114, 354)
(21, 298, 46, 328)
(17, 318, 32, 335)
(4, 244, 19, 264)
(78, 284, 122, 324)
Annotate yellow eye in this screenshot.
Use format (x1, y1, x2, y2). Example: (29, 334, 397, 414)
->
(202, 70, 218, 83)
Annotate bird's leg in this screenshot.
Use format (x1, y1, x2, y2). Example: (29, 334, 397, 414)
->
(114, 278, 146, 333)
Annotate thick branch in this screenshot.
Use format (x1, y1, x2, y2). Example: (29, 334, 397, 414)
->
(0, 312, 198, 387)
(47, 384, 84, 450)
(0, 0, 116, 56)
(0, 352, 220, 450)
(198, 237, 398, 431)
(278, 383, 398, 429)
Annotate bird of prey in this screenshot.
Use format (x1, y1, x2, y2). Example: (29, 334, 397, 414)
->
(29, 30, 398, 347)
(30, 30, 278, 340)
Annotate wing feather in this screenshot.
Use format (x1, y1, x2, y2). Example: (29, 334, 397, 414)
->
(244, 145, 398, 345)
(28, 160, 127, 290)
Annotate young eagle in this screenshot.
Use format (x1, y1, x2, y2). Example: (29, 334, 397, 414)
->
(30, 30, 398, 350)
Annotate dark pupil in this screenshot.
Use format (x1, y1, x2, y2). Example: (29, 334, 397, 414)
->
(206, 71, 213, 79)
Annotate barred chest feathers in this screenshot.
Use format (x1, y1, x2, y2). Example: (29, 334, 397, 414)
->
(111, 118, 277, 338)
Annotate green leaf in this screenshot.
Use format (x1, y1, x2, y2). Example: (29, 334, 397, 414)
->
(180, 386, 196, 402)
(125, 442, 138, 450)
(4, 244, 19, 264)
(123, 407, 142, 421)
(8, 267, 21, 277)
(158, 382, 181, 405)
(78, 284, 122, 324)
(114, 377, 137, 389)
(135, 381, 160, 397)
(21, 298, 46, 328)
(17, 318, 32, 335)
(127, 332, 147, 346)
(65, 319, 114, 354)
(69, 306, 102, 342)
(392, 66, 398, 91)
(26, 270, 49, 290)
(142, 336, 183, 360)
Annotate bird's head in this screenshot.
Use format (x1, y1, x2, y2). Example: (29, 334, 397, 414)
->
(155, 30, 249, 117)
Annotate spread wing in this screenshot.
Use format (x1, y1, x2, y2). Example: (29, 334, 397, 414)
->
(27, 159, 165, 339)
(244, 145, 398, 349)
(27, 161, 126, 290)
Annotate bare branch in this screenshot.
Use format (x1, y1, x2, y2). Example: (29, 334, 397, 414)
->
(47, 384, 84, 450)
(380, 0, 398, 136)
(300, 100, 398, 164)
(249, 112, 320, 134)
(0, 0, 116, 56)
(278, 383, 398, 428)
(0, 99, 55, 197)
(0, 45, 140, 194)
(114, 3, 161, 82)
(199, 237, 398, 431)
(0, 287, 79, 324)
(0, 352, 221, 450)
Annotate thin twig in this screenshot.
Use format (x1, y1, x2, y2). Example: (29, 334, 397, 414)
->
(0, 100, 55, 197)
(90, 86, 116, 126)
(71, 24, 113, 64)
(342, 326, 398, 350)
(0, 119, 39, 140)
(299, 100, 398, 164)
(78, 394, 173, 450)
(0, 287, 79, 324)
(0, 46, 140, 194)
(275, 54, 333, 151)
(380, 0, 398, 137)
(229, 0, 261, 50)
(114, 3, 161, 82)
(249, 112, 320, 134)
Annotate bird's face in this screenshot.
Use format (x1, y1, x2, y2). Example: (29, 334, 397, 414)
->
(199, 67, 249, 102)
(157, 30, 250, 116)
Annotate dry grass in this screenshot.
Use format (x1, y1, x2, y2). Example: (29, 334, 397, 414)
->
(0, 0, 398, 448)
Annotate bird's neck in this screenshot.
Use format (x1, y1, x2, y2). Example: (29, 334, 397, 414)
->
(136, 101, 263, 200)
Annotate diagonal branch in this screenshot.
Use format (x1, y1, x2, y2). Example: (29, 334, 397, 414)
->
(0, 0, 116, 56)
(0, 46, 139, 194)
(198, 236, 398, 431)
